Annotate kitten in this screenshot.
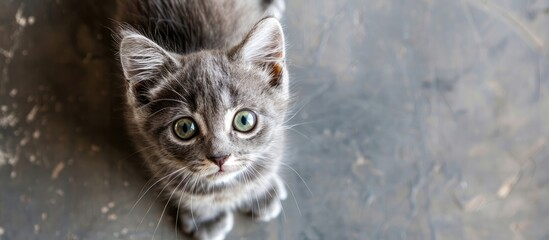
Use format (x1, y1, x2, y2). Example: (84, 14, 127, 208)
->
(115, 0, 289, 239)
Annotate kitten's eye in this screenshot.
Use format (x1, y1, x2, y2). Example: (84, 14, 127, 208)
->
(233, 110, 257, 132)
(173, 117, 198, 140)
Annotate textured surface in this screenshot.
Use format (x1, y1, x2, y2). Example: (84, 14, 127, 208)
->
(1, 0, 549, 239)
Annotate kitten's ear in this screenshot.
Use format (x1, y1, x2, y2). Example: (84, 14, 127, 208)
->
(119, 31, 180, 82)
(230, 18, 286, 87)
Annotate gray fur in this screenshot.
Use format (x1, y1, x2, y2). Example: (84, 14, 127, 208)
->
(115, 0, 288, 239)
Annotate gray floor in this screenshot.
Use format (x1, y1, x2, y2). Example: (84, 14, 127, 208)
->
(1, 0, 549, 239)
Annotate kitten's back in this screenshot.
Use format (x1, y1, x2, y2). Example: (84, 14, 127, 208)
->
(116, 0, 268, 53)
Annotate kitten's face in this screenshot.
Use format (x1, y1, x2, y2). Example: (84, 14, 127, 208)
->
(146, 52, 287, 182)
(119, 18, 288, 183)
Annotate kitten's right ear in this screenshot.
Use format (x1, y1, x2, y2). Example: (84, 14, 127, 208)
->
(229, 17, 286, 87)
(119, 31, 180, 82)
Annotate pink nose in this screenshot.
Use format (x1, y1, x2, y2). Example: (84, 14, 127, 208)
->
(207, 154, 230, 168)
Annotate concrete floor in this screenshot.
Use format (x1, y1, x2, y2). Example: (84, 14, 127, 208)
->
(1, 0, 549, 239)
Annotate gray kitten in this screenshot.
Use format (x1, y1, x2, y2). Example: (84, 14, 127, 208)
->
(115, 0, 289, 239)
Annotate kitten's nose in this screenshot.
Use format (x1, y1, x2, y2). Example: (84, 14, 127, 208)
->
(207, 154, 230, 168)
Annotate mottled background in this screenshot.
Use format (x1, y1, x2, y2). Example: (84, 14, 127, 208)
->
(1, 0, 549, 239)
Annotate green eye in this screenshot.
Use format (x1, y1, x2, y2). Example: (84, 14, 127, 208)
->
(173, 117, 198, 140)
(233, 110, 257, 132)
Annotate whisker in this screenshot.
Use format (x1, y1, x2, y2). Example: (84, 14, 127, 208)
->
(130, 167, 186, 216)
(285, 128, 311, 140)
(126, 145, 157, 160)
(241, 168, 256, 221)
(250, 157, 312, 218)
(246, 160, 303, 215)
(248, 165, 287, 221)
(279, 162, 314, 196)
(175, 173, 193, 238)
(284, 100, 310, 124)
(281, 120, 319, 129)
(133, 163, 166, 208)
(152, 173, 185, 240)
(246, 167, 263, 218)
(137, 168, 185, 230)
(189, 174, 200, 230)
(284, 181, 302, 216)
(248, 165, 275, 200)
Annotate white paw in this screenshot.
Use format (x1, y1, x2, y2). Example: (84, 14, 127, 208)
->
(273, 175, 288, 200)
(221, 211, 234, 235)
(192, 211, 233, 240)
(257, 199, 282, 222)
(180, 217, 196, 235)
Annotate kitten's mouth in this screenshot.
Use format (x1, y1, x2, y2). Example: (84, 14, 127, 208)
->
(214, 167, 234, 175)
(206, 165, 242, 179)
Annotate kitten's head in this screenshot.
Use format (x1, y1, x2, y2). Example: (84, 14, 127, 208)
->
(119, 18, 289, 184)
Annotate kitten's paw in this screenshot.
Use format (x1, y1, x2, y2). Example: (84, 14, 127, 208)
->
(253, 197, 282, 222)
(179, 216, 196, 235)
(273, 175, 288, 201)
(240, 176, 286, 222)
(191, 211, 234, 240)
(241, 176, 287, 222)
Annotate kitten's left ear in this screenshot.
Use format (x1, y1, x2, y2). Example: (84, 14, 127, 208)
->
(119, 31, 180, 82)
(230, 17, 286, 87)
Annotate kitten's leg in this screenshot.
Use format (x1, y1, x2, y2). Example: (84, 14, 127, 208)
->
(241, 175, 288, 222)
(262, 0, 286, 20)
(179, 209, 234, 240)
